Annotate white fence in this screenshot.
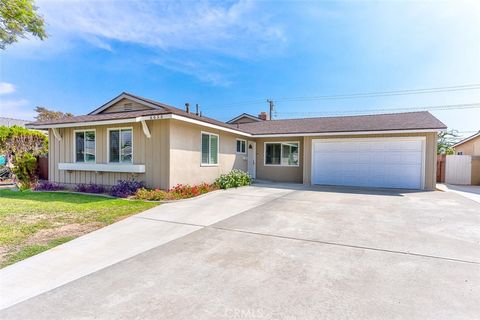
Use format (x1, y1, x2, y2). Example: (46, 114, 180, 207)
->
(445, 155, 472, 185)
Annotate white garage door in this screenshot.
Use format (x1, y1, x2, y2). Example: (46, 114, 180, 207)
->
(312, 137, 424, 189)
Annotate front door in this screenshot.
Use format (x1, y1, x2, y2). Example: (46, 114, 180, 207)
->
(247, 141, 256, 179)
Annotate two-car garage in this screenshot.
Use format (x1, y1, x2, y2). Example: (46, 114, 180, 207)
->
(311, 137, 425, 190)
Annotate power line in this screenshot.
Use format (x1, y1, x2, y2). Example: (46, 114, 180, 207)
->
(275, 102, 480, 117)
(275, 84, 480, 102)
(201, 84, 480, 110)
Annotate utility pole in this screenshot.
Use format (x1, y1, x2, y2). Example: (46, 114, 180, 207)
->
(267, 99, 275, 120)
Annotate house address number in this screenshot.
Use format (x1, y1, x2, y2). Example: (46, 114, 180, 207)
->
(149, 115, 163, 120)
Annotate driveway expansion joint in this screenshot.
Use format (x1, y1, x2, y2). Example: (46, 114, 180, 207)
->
(208, 226, 480, 266)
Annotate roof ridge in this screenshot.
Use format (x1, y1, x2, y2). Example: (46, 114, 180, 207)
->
(260, 111, 431, 123)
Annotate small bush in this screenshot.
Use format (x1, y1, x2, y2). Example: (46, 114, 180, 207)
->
(135, 188, 169, 201)
(134, 183, 217, 201)
(12, 153, 38, 190)
(34, 181, 64, 191)
(75, 183, 105, 194)
(214, 169, 251, 189)
(110, 180, 144, 198)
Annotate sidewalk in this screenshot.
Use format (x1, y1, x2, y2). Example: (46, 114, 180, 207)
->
(437, 183, 480, 204)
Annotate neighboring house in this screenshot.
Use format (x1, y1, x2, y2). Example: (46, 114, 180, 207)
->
(227, 113, 267, 124)
(0, 117, 29, 127)
(26, 92, 447, 190)
(453, 131, 480, 155)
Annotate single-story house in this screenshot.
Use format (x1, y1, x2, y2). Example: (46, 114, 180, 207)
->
(454, 131, 480, 156)
(27, 92, 447, 190)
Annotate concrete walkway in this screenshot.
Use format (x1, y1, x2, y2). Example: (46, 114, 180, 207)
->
(0, 184, 294, 310)
(437, 183, 480, 204)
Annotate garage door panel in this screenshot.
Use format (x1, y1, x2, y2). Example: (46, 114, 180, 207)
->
(312, 138, 424, 189)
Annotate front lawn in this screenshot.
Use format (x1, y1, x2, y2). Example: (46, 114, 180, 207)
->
(0, 190, 158, 268)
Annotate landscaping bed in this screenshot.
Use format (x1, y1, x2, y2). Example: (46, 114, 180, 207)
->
(0, 190, 157, 268)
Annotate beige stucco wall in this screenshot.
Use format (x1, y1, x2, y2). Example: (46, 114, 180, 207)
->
(168, 119, 247, 187)
(455, 137, 480, 156)
(254, 137, 304, 183)
(301, 132, 437, 190)
(48, 120, 170, 189)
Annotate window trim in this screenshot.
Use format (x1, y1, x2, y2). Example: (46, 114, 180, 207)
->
(264, 141, 300, 167)
(457, 151, 463, 155)
(236, 138, 247, 154)
(200, 131, 219, 167)
(107, 127, 134, 164)
(73, 129, 97, 163)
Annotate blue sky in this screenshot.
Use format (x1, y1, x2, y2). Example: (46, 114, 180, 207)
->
(0, 0, 479, 137)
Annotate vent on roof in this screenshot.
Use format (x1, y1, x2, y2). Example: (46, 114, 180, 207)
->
(124, 103, 133, 111)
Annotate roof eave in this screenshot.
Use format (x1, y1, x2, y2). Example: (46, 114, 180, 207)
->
(453, 131, 480, 147)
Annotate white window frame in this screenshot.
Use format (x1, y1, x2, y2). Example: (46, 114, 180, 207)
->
(236, 139, 247, 154)
(73, 129, 96, 163)
(107, 127, 134, 164)
(264, 141, 300, 167)
(457, 151, 463, 155)
(201, 131, 219, 166)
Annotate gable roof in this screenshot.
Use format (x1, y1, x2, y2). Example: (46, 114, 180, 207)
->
(88, 92, 175, 115)
(453, 131, 480, 147)
(26, 93, 447, 136)
(236, 111, 446, 135)
(226, 113, 262, 124)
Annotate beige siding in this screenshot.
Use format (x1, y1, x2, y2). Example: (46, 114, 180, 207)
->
(254, 137, 304, 183)
(48, 120, 170, 188)
(168, 120, 247, 187)
(301, 132, 437, 190)
(455, 137, 480, 156)
(100, 98, 152, 114)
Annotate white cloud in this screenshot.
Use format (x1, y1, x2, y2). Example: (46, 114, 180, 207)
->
(0, 82, 15, 95)
(0, 99, 36, 120)
(16, 0, 286, 85)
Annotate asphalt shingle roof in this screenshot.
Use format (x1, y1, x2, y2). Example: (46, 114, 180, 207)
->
(27, 93, 447, 135)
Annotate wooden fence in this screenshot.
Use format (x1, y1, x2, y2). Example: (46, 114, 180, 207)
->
(436, 154, 445, 183)
(37, 156, 48, 180)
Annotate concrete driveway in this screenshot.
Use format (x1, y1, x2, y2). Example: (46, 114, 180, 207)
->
(1, 183, 480, 319)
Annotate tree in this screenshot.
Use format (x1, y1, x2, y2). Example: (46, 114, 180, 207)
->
(34, 106, 73, 121)
(437, 130, 460, 155)
(0, 125, 47, 189)
(0, 125, 47, 159)
(0, 0, 46, 49)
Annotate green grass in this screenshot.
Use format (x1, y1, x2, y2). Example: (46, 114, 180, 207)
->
(2, 236, 75, 267)
(0, 190, 158, 268)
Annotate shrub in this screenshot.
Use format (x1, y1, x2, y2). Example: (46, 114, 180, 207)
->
(34, 181, 63, 191)
(110, 180, 144, 198)
(12, 153, 38, 190)
(214, 169, 251, 189)
(135, 188, 169, 201)
(75, 183, 105, 194)
(134, 183, 217, 201)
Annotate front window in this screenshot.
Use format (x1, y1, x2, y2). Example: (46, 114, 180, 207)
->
(236, 139, 246, 154)
(265, 142, 299, 166)
(201, 132, 218, 165)
(109, 128, 132, 163)
(75, 130, 95, 163)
